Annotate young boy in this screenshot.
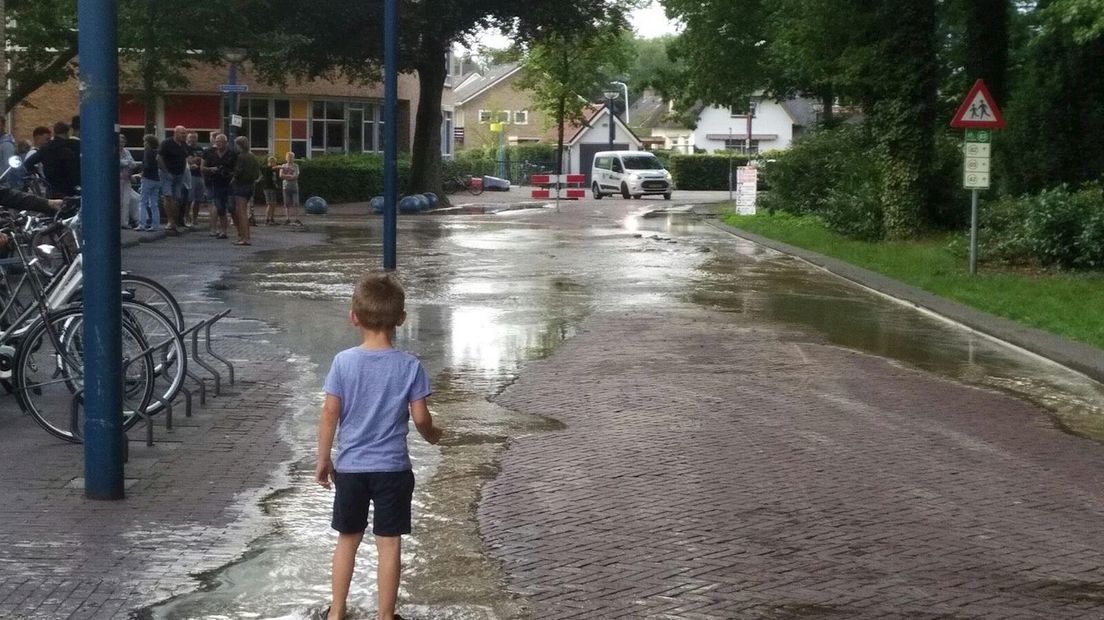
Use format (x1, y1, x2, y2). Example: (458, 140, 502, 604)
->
(316, 272, 443, 620)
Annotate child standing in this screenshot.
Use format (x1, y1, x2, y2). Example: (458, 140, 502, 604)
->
(316, 272, 443, 620)
(261, 156, 279, 225)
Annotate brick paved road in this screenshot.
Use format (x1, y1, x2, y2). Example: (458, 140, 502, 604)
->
(0, 229, 317, 619)
(481, 307, 1104, 619)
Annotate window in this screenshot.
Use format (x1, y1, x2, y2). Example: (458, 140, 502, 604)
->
(273, 99, 309, 159)
(441, 110, 453, 157)
(311, 100, 347, 155)
(731, 101, 757, 117)
(724, 139, 760, 155)
(345, 102, 383, 154)
(478, 110, 492, 123)
(478, 110, 510, 124)
(513, 110, 529, 125)
(497, 111, 511, 124)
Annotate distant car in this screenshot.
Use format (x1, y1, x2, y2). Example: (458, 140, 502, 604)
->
(591, 150, 673, 200)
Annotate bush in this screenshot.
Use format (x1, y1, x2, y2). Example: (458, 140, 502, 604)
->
(298, 154, 411, 203)
(1026, 184, 1104, 269)
(969, 184, 1104, 269)
(669, 153, 750, 190)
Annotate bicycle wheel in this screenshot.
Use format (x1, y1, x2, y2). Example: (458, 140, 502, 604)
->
(468, 177, 485, 196)
(14, 308, 155, 443)
(120, 274, 185, 332)
(442, 177, 462, 195)
(63, 273, 186, 333)
(120, 300, 187, 417)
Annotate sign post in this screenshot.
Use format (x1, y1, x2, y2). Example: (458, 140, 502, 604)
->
(950, 79, 1005, 275)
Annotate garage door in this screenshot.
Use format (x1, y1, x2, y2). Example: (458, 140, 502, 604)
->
(579, 143, 629, 184)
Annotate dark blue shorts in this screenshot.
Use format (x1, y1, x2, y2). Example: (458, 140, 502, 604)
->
(331, 470, 414, 536)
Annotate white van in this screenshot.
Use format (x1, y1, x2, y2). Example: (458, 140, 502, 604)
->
(591, 151, 673, 200)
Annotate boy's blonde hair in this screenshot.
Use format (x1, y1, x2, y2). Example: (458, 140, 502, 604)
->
(352, 272, 405, 330)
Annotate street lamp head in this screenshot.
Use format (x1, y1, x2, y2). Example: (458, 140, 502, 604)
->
(220, 47, 249, 64)
(603, 90, 620, 100)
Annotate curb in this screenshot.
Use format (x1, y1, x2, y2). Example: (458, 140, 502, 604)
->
(704, 215, 1104, 385)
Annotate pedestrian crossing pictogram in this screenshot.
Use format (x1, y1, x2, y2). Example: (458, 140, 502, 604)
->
(951, 79, 1005, 129)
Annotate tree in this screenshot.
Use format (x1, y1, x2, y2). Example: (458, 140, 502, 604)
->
(659, 0, 770, 115)
(5, 0, 79, 112)
(3, 0, 249, 127)
(513, 21, 631, 176)
(998, 2, 1104, 194)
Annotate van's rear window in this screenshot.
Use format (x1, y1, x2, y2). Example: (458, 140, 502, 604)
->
(622, 155, 663, 170)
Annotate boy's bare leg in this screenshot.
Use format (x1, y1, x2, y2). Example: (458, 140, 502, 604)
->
(330, 531, 363, 620)
(375, 535, 401, 620)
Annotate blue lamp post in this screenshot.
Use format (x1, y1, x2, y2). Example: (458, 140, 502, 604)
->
(220, 48, 248, 142)
(79, 0, 124, 499)
(382, 0, 398, 270)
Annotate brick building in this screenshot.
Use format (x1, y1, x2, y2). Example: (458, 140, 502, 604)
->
(452, 63, 546, 151)
(13, 59, 437, 159)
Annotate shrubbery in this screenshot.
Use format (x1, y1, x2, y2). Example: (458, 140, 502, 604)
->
(445, 144, 559, 181)
(757, 125, 967, 240)
(966, 184, 1104, 269)
(298, 154, 410, 203)
(668, 153, 750, 190)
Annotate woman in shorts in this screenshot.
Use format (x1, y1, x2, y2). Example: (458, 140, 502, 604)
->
(230, 136, 260, 245)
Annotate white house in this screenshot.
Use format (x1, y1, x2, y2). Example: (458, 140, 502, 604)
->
(546, 104, 643, 182)
(692, 96, 818, 154)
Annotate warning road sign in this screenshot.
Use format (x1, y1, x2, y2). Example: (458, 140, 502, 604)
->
(951, 79, 1005, 129)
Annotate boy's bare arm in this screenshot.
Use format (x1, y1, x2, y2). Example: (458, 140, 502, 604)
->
(410, 398, 442, 444)
(316, 394, 341, 488)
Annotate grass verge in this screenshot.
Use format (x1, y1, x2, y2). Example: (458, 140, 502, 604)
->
(720, 209, 1104, 351)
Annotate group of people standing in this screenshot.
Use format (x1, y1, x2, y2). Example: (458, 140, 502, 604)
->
(119, 126, 303, 246)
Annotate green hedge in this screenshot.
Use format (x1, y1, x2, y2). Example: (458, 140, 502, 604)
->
(669, 153, 750, 190)
(964, 184, 1104, 269)
(298, 154, 411, 203)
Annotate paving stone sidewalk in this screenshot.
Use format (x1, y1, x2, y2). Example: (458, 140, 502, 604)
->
(481, 309, 1104, 619)
(0, 228, 316, 619)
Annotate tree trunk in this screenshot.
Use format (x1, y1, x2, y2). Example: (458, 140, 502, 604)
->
(820, 90, 834, 123)
(408, 41, 448, 196)
(963, 0, 1010, 104)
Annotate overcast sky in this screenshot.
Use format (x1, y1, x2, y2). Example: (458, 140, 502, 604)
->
(632, 1, 681, 38)
(472, 2, 679, 51)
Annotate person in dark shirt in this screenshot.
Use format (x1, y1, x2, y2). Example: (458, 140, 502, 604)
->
(185, 132, 204, 227)
(157, 125, 189, 232)
(201, 133, 236, 239)
(22, 121, 80, 198)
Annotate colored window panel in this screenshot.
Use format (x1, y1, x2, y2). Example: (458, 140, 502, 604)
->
(275, 140, 290, 157)
(275, 120, 291, 140)
(292, 121, 307, 139)
(291, 100, 309, 119)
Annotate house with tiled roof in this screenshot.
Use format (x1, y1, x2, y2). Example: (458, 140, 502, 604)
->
(629, 89, 694, 153)
(451, 62, 546, 151)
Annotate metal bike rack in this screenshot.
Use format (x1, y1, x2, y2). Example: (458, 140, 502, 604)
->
(190, 311, 231, 396)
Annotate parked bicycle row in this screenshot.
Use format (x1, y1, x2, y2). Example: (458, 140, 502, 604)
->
(0, 188, 232, 444)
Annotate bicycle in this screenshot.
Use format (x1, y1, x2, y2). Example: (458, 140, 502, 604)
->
(443, 174, 485, 196)
(0, 218, 157, 441)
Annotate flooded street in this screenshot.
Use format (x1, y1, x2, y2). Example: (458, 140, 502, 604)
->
(148, 204, 1104, 619)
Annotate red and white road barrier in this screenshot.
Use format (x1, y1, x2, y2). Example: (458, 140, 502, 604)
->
(531, 174, 587, 200)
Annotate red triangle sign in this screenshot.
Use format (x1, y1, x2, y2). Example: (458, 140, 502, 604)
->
(950, 79, 1005, 129)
